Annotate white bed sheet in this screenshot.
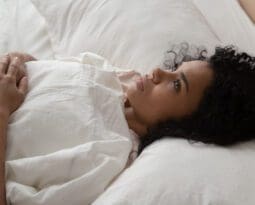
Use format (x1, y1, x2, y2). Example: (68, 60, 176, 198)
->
(0, 0, 9, 54)
(1, 0, 54, 59)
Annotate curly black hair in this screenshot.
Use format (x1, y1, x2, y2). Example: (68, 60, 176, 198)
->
(137, 42, 255, 156)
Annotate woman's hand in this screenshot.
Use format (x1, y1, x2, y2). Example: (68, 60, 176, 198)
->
(0, 54, 28, 117)
(8, 52, 36, 62)
(8, 52, 36, 82)
(0, 52, 32, 205)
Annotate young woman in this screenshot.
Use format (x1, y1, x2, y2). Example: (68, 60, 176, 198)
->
(0, 43, 254, 204)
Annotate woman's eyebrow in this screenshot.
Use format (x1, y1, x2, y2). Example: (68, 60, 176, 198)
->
(180, 72, 189, 93)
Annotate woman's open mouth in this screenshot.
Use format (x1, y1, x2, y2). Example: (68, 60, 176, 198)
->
(136, 76, 144, 91)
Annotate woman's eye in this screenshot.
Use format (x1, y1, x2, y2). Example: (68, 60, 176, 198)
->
(171, 67, 177, 72)
(173, 79, 181, 91)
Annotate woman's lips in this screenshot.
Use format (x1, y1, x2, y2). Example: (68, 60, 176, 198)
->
(136, 76, 144, 91)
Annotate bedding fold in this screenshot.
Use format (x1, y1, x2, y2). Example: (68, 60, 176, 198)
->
(6, 54, 132, 205)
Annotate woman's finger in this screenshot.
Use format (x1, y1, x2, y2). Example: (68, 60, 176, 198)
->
(18, 76, 28, 95)
(7, 57, 20, 78)
(0, 55, 10, 74)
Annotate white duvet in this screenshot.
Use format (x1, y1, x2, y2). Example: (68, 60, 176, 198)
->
(5, 53, 132, 205)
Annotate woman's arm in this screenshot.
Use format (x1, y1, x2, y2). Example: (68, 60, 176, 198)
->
(0, 55, 29, 205)
(239, 0, 255, 23)
(0, 111, 8, 205)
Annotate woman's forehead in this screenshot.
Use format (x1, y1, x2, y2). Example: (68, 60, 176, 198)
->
(180, 61, 214, 93)
(180, 61, 212, 79)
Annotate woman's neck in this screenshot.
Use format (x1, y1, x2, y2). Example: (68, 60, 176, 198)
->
(124, 102, 148, 138)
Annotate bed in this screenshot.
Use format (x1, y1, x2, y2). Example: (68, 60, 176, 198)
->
(1, 0, 255, 204)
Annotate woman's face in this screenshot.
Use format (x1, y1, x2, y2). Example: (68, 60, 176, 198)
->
(126, 60, 214, 126)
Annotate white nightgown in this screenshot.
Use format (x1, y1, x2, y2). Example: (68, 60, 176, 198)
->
(57, 52, 142, 167)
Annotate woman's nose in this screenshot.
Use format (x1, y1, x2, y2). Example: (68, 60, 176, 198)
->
(151, 68, 172, 84)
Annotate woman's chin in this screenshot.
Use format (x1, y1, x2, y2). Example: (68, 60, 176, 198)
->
(124, 98, 131, 108)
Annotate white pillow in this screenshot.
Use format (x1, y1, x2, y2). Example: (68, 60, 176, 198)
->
(93, 138, 255, 205)
(29, 1, 255, 204)
(30, 0, 220, 73)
